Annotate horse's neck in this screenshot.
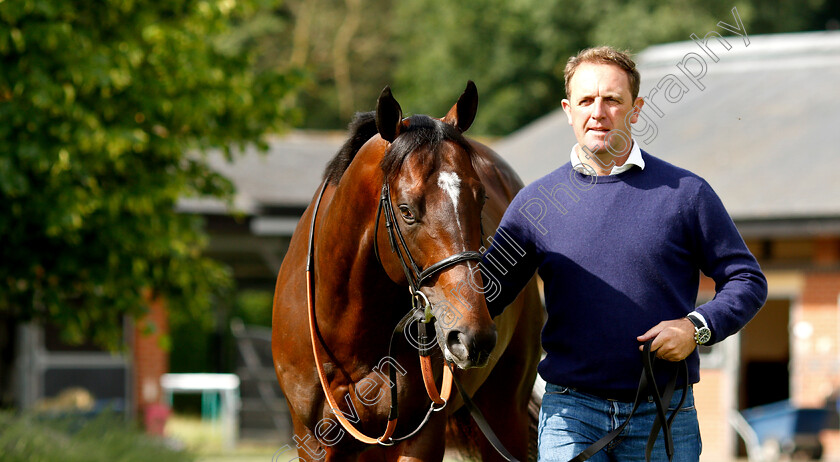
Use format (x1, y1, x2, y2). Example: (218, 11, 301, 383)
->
(312, 179, 406, 356)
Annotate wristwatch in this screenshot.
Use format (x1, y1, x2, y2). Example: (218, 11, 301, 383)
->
(686, 312, 711, 345)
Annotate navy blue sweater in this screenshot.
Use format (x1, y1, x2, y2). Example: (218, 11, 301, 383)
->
(482, 152, 767, 391)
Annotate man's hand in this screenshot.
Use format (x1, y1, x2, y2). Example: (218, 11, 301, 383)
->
(637, 318, 696, 361)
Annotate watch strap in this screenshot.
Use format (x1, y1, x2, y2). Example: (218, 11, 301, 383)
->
(686, 312, 704, 329)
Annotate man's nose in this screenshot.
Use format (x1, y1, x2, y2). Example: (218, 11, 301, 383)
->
(591, 98, 606, 119)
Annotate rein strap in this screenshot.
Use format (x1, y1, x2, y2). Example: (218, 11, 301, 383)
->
(305, 181, 398, 445)
(304, 180, 459, 446)
(569, 341, 689, 462)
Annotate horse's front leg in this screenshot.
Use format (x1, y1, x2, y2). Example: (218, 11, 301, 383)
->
(371, 410, 447, 462)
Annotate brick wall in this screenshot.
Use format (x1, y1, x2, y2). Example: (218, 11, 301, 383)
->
(792, 271, 840, 459)
(696, 368, 734, 461)
(793, 272, 840, 407)
(814, 237, 840, 267)
(696, 279, 731, 460)
(133, 295, 170, 417)
(699, 274, 715, 293)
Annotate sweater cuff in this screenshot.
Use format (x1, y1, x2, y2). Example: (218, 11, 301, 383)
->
(688, 310, 709, 330)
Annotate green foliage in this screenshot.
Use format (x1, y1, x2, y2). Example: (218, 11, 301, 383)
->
(0, 410, 194, 462)
(232, 289, 273, 326)
(0, 0, 301, 348)
(209, 0, 834, 135)
(390, 0, 746, 135)
(168, 289, 273, 379)
(219, 0, 397, 128)
(392, 0, 566, 135)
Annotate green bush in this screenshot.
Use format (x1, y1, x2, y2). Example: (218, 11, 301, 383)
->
(0, 411, 194, 462)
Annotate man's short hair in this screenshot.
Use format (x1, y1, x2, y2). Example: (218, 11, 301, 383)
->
(564, 46, 640, 101)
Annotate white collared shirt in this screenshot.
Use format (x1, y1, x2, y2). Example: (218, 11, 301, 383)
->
(570, 139, 645, 176)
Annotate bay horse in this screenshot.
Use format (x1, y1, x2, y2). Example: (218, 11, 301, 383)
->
(272, 82, 543, 461)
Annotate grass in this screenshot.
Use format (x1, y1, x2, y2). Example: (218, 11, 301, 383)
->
(0, 408, 483, 461)
(165, 414, 281, 462)
(162, 414, 474, 461)
(0, 410, 194, 462)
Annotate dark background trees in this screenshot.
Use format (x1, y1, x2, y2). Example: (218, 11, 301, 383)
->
(242, 0, 837, 136)
(1, 0, 836, 349)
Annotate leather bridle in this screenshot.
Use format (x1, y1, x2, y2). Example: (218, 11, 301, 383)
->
(304, 175, 485, 447)
(374, 179, 483, 309)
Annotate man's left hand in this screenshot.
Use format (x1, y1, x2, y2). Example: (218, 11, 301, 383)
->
(637, 318, 696, 361)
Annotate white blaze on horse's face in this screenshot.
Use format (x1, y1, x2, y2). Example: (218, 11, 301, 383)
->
(437, 171, 465, 246)
(437, 171, 461, 210)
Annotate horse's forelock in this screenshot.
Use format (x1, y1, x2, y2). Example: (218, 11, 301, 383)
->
(380, 115, 474, 182)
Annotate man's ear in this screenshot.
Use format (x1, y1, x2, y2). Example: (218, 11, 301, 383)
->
(629, 97, 645, 124)
(442, 81, 478, 133)
(376, 86, 403, 142)
(561, 99, 573, 126)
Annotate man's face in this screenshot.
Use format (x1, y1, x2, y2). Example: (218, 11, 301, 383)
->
(561, 62, 643, 157)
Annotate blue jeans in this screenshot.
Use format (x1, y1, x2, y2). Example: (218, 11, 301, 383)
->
(538, 383, 701, 462)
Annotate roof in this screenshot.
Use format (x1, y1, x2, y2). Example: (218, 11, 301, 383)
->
(492, 30, 840, 222)
(177, 131, 345, 215)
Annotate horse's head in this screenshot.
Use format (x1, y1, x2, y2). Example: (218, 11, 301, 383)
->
(375, 82, 495, 369)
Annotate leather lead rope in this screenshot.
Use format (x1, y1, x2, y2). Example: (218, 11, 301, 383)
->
(417, 320, 453, 406)
(569, 341, 688, 462)
(450, 363, 521, 462)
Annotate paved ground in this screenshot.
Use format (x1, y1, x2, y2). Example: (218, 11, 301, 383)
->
(195, 446, 469, 462)
(169, 415, 765, 462)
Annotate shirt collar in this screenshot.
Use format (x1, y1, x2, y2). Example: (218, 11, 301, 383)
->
(570, 139, 645, 175)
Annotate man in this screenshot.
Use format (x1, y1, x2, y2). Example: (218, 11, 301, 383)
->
(481, 46, 767, 461)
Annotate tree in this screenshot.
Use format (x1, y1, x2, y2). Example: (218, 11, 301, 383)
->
(390, 0, 750, 135)
(218, 0, 397, 129)
(0, 0, 301, 348)
(208, 0, 837, 136)
(390, 0, 837, 136)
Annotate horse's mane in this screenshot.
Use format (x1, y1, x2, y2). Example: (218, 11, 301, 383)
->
(323, 112, 474, 185)
(323, 111, 379, 185)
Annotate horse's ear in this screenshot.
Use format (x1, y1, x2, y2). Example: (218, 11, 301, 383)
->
(442, 80, 478, 133)
(376, 86, 403, 143)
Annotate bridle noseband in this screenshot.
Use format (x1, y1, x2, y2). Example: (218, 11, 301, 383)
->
(374, 179, 483, 307)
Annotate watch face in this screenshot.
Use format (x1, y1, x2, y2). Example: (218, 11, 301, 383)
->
(696, 327, 711, 345)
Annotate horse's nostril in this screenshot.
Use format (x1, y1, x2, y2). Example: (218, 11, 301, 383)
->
(446, 328, 497, 366)
(474, 328, 497, 361)
(446, 330, 469, 361)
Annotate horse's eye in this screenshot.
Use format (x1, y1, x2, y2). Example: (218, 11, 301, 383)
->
(398, 205, 415, 223)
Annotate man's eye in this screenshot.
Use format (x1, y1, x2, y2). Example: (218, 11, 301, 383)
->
(398, 205, 415, 222)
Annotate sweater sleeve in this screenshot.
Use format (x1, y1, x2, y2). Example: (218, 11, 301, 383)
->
(481, 191, 541, 318)
(692, 181, 768, 344)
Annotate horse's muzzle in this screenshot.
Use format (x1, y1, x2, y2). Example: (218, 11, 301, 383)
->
(445, 325, 497, 369)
